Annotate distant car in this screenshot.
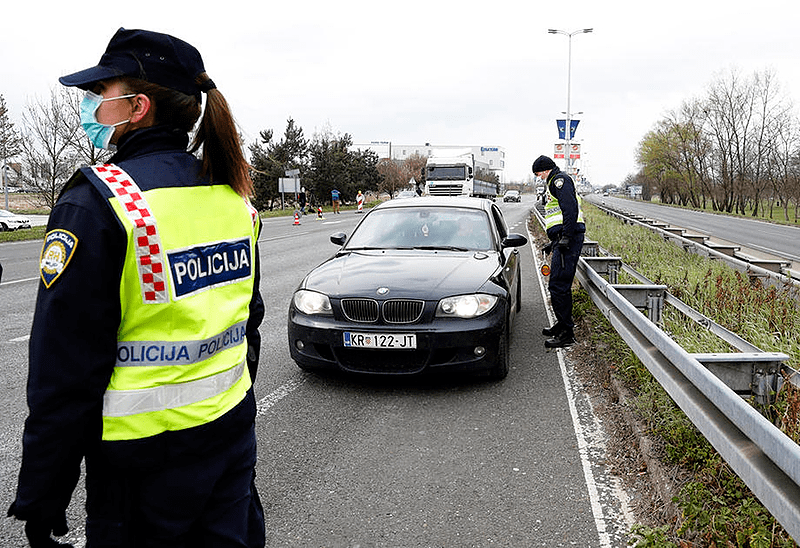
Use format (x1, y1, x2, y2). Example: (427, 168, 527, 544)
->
(396, 190, 418, 199)
(503, 190, 521, 203)
(288, 196, 527, 380)
(0, 209, 31, 231)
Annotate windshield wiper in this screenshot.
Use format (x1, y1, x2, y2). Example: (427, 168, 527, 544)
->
(411, 245, 470, 252)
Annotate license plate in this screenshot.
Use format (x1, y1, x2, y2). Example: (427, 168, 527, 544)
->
(343, 332, 417, 349)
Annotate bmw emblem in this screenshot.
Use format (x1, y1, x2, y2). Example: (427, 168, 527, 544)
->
(376, 287, 390, 296)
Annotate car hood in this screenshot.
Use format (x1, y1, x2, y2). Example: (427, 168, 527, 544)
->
(302, 250, 502, 299)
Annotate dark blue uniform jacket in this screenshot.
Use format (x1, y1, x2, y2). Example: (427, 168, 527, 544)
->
(9, 126, 265, 524)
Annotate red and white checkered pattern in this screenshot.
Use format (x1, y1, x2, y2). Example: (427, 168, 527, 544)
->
(245, 197, 258, 227)
(92, 164, 169, 304)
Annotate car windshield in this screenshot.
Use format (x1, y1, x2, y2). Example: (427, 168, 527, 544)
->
(0, 210, 12, 217)
(346, 207, 494, 251)
(426, 166, 466, 181)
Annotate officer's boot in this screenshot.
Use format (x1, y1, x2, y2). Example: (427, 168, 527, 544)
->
(542, 322, 564, 337)
(545, 328, 575, 348)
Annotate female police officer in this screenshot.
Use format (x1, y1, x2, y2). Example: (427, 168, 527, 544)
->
(8, 28, 265, 547)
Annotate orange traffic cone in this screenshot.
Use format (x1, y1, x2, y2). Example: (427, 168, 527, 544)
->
(293, 211, 301, 225)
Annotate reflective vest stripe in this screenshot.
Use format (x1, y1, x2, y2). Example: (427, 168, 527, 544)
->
(103, 360, 246, 417)
(91, 164, 169, 304)
(115, 320, 248, 367)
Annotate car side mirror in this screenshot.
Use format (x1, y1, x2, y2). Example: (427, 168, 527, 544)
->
(501, 233, 527, 248)
(330, 232, 347, 246)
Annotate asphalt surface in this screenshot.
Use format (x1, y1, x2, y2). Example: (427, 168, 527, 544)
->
(0, 197, 634, 547)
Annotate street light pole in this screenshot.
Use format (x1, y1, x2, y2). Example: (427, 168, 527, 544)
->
(548, 28, 592, 176)
(1, 164, 9, 210)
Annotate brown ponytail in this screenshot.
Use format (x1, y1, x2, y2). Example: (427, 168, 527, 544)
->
(120, 74, 254, 198)
(190, 73, 254, 197)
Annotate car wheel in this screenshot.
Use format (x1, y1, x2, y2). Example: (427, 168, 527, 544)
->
(0, 223, 7, 232)
(488, 323, 509, 381)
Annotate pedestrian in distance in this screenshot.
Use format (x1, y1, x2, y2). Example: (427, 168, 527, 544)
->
(8, 28, 266, 547)
(331, 187, 341, 214)
(299, 190, 307, 215)
(532, 154, 586, 348)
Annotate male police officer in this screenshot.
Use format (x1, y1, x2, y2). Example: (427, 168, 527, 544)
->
(532, 155, 585, 348)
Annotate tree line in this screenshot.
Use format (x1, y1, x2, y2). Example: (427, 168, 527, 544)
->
(0, 90, 428, 211)
(249, 118, 428, 211)
(632, 68, 800, 221)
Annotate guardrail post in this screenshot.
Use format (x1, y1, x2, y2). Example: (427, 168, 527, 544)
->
(582, 257, 621, 284)
(691, 353, 789, 406)
(581, 240, 599, 257)
(611, 284, 667, 324)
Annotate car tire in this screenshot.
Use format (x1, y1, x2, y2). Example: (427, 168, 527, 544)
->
(488, 324, 509, 381)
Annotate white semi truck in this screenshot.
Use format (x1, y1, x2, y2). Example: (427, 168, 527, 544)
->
(424, 150, 498, 199)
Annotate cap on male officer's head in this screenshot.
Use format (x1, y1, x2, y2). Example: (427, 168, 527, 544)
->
(59, 28, 207, 98)
(531, 155, 557, 174)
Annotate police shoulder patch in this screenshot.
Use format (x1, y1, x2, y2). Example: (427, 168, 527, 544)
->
(40, 229, 78, 288)
(555, 179, 564, 189)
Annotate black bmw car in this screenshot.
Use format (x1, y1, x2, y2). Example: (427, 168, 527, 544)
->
(287, 197, 527, 380)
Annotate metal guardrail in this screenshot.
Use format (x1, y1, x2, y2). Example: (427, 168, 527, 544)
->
(531, 205, 800, 540)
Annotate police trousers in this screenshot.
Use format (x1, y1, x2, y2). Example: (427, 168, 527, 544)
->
(85, 424, 264, 547)
(548, 233, 585, 330)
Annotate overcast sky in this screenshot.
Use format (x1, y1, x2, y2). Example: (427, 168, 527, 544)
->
(2, 0, 799, 187)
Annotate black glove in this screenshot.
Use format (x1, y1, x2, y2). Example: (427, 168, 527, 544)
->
(542, 242, 553, 255)
(557, 235, 570, 250)
(25, 518, 74, 548)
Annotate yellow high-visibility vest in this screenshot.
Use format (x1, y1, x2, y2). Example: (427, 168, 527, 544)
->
(89, 164, 260, 441)
(544, 175, 585, 231)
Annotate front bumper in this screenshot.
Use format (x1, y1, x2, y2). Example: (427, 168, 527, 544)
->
(288, 303, 507, 376)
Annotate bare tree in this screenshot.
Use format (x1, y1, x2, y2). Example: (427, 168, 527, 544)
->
(403, 152, 427, 193)
(746, 70, 789, 217)
(769, 109, 800, 221)
(0, 94, 22, 171)
(376, 158, 405, 198)
(21, 87, 81, 209)
(701, 68, 788, 215)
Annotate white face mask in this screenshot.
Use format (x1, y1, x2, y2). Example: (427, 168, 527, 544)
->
(79, 90, 135, 149)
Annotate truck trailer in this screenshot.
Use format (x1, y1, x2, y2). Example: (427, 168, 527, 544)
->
(424, 150, 498, 199)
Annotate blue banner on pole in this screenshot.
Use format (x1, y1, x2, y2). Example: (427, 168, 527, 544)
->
(556, 119, 580, 140)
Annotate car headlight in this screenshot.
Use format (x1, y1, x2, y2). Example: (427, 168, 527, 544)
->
(293, 289, 333, 315)
(436, 294, 498, 318)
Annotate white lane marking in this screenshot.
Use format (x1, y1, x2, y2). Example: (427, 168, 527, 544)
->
(527, 225, 635, 547)
(255, 377, 307, 418)
(9, 335, 29, 343)
(0, 276, 40, 286)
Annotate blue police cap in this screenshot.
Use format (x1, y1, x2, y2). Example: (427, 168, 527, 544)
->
(59, 28, 206, 98)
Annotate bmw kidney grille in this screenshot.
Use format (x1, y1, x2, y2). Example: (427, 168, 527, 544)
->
(341, 299, 424, 324)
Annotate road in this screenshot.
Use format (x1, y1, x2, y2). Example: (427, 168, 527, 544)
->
(0, 197, 634, 547)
